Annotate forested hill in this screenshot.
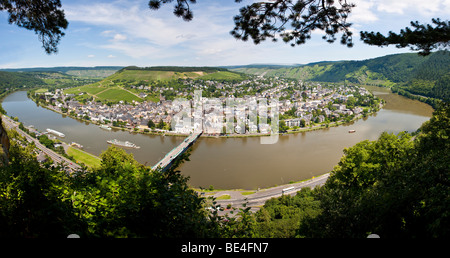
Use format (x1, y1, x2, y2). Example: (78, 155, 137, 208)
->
(0, 71, 46, 93)
(119, 66, 229, 73)
(231, 51, 450, 102)
(109, 66, 248, 82)
(0, 68, 114, 96)
(0, 66, 123, 78)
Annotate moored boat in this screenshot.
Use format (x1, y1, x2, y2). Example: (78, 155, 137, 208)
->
(348, 130, 356, 133)
(46, 128, 65, 137)
(99, 124, 112, 130)
(107, 139, 140, 149)
(71, 142, 83, 148)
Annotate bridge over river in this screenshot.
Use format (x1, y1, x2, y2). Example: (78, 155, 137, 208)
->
(152, 132, 202, 171)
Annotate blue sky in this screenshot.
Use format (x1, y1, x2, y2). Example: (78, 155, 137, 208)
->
(0, 0, 449, 68)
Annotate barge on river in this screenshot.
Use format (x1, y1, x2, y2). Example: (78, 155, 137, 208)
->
(107, 139, 140, 149)
(46, 128, 65, 137)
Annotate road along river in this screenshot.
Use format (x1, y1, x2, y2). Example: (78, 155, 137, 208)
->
(2, 86, 433, 190)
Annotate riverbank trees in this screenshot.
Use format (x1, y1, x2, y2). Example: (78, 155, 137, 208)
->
(0, 142, 214, 237)
(255, 103, 449, 238)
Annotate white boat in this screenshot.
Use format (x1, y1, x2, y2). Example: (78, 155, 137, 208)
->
(71, 142, 83, 149)
(107, 139, 140, 149)
(46, 128, 65, 137)
(99, 124, 112, 130)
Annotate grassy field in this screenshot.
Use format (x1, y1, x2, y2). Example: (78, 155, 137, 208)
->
(34, 88, 48, 93)
(65, 69, 118, 78)
(64, 85, 143, 103)
(67, 146, 101, 169)
(63, 67, 247, 104)
(198, 71, 246, 81)
(96, 87, 142, 102)
(65, 85, 108, 95)
(108, 70, 206, 82)
(106, 69, 245, 82)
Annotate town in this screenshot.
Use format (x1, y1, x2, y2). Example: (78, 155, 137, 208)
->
(30, 76, 383, 136)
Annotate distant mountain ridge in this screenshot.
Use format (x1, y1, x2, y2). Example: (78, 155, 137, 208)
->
(0, 66, 124, 73)
(230, 51, 450, 102)
(1, 52, 448, 102)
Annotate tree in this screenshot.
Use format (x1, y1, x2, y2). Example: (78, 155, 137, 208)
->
(230, 0, 354, 48)
(300, 119, 306, 127)
(0, 142, 81, 237)
(56, 146, 213, 237)
(252, 188, 321, 238)
(279, 120, 289, 132)
(149, 1, 448, 56)
(38, 134, 55, 150)
(298, 132, 415, 237)
(0, 0, 68, 54)
(150, 0, 354, 48)
(346, 96, 355, 109)
(147, 119, 156, 129)
(157, 119, 165, 129)
(298, 104, 450, 238)
(360, 18, 450, 56)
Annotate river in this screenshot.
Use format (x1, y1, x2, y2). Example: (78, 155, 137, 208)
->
(1, 86, 433, 190)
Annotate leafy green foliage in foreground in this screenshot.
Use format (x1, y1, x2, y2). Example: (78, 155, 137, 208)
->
(0, 144, 210, 237)
(0, 104, 448, 238)
(298, 103, 449, 238)
(234, 103, 448, 238)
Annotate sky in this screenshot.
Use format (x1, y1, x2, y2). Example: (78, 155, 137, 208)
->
(0, 0, 449, 68)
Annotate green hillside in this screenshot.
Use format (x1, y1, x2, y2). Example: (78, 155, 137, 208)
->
(110, 66, 247, 82)
(232, 51, 450, 102)
(0, 67, 116, 97)
(109, 69, 203, 82)
(0, 71, 96, 96)
(0, 71, 46, 91)
(63, 66, 248, 103)
(1, 66, 123, 79)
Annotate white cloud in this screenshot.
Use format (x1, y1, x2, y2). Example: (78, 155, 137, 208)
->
(66, 1, 191, 47)
(349, 0, 378, 23)
(113, 33, 127, 41)
(374, 0, 448, 16)
(349, 0, 450, 25)
(60, 0, 450, 66)
(64, 0, 238, 62)
(87, 54, 95, 58)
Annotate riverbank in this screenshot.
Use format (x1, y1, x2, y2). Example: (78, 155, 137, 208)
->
(4, 106, 330, 194)
(4, 88, 431, 190)
(193, 173, 330, 194)
(32, 95, 384, 139)
(205, 173, 331, 212)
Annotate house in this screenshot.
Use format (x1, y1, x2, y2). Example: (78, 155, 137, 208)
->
(36, 152, 48, 163)
(235, 124, 244, 134)
(139, 92, 147, 98)
(353, 107, 363, 114)
(315, 115, 325, 123)
(259, 123, 270, 134)
(285, 118, 302, 127)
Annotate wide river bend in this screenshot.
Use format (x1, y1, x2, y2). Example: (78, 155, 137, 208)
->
(2, 86, 433, 190)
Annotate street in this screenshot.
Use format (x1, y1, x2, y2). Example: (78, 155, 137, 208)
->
(2, 115, 81, 171)
(213, 173, 329, 212)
